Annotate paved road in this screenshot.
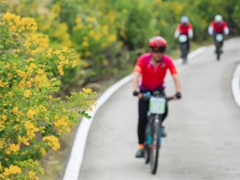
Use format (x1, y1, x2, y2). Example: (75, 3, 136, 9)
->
(79, 38, 240, 180)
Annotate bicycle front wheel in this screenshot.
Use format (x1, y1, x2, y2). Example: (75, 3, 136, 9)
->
(150, 122, 161, 174)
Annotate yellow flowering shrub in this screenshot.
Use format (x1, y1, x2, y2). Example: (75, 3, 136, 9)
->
(0, 12, 96, 180)
(1, 0, 240, 88)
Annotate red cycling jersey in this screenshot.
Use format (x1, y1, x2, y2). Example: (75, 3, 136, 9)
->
(176, 23, 193, 35)
(210, 21, 228, 33)
(134, 53, 178, 91)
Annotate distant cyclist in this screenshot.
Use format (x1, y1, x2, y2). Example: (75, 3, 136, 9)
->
(174, 15, 193, 64)
(208, 15, 229, 53)
(133, 36, 181, 158)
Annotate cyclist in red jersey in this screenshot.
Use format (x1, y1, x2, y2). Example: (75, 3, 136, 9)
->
(174, 16, 193, 64)
(133, 36, 181, 158)
(208, 15, 229, 53)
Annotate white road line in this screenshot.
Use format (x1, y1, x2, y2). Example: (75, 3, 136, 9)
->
(63, 47, 207, 180)
(232, 64, 240, 107)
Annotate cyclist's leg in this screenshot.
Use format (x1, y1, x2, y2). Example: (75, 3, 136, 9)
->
(136, 98, 149, 157)
(162, 103, 168, 122)
(187, 39, 190, 55)
(138, 98, 149, 145)
(180, 43, 183, 58)
(214, 36, 218, 53)
(160, 89, 168, 137)
(220, 40, 224, 53)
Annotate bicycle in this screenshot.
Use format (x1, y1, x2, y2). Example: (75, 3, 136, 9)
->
(179, 35, 189, 64)
(134, 91, 173, 174)
(214, 33, 224, 61)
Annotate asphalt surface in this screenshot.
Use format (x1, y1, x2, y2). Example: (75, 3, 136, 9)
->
(78, 38, 240, 180)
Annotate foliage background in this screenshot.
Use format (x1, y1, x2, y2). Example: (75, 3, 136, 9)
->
(1, 0, 239, 94)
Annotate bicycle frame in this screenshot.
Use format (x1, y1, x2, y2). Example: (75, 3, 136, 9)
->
(214, 33, 224, 60)
(134, 91, 173, 174)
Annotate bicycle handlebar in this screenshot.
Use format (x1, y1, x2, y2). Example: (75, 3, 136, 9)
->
(133, 91, 174, 102)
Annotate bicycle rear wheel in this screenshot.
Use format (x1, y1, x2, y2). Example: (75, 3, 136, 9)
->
(217, 52, 220, 60)
(150, 122, 161, 174)
(215, 43, 221, 61)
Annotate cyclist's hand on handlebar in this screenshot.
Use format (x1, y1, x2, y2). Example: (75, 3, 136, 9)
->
(173, 92, 181, 100)
(133, 91, 143, 98)
(133, 91, 138, 96)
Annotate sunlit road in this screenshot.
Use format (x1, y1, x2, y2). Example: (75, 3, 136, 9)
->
(78, 38, 240, 180)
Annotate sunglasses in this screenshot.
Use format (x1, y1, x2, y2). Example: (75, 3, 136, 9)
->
(151, 47, 165, 53)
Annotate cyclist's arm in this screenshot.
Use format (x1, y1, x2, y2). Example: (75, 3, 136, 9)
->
(174, 25, 180, 38)
(172, 74, 181, 92)
(133, 72, 141, 91)
(223, 22, 229, 36)
(208, 22, 214, 36)
(168, 58, 181, 93)
(133, 58, 143, 92)
(188, 24, 193, 38)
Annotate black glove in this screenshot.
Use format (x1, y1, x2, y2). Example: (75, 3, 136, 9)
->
(133, 91, 139, 96)
(175, 92, 182, 99)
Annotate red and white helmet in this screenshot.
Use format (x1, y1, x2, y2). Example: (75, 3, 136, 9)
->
(149, 36, 167, 52)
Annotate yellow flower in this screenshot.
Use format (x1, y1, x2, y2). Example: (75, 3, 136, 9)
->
(27, 57, 35, 62)
(54, 50, 61, 55)
(37, 69, 44, 74)
(24, 121, 38, 139)
(62, 46, 68, 52)
(39, 105, 47, 112)
(19, 81, 25, 89)
(108, 34, 116, 43)
(27, 109, 35, 118)
(43, 136, 60, 151)
(9, 144, 20, 153)
(48, 95, 53, 100)
(12, 63, 17, 69)
(82, 88, 91, 94)
(22, 137, 30, 146)
(7, 73, 13, 79)
(47, 48, 53, 54)
(72, 60, 77, 67)
(12, 107, 18, 114)
(2, 115, 7, 121)
(0, 140, 5, 148)
(27, 81, 31, 88)
(24, 90, 32, 98)
(82, 41, 89, 47)
(30, 63, 36, 68)
(3, 165, 21, 176)
(0, 80, 8, 87)
(16, 70, 26, 78)
(40, 148, 46, 156)
(28, 171, 38, 179)
(86, 17, 96, 22)
(59, 55, 65, 60)
(88, 107, 93, 112)
(57, 65, 64, 76)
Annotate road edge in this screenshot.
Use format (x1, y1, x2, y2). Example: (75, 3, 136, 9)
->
(232, 63, 240, 107)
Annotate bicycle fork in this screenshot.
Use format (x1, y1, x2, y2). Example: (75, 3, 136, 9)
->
(147, 115, 163, 148)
